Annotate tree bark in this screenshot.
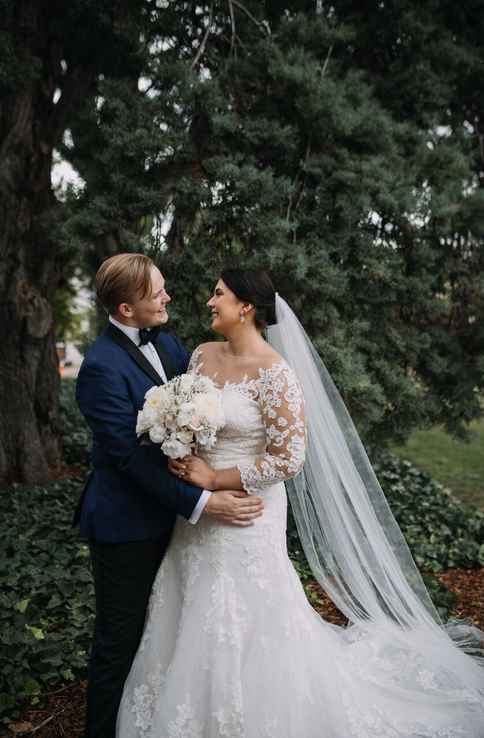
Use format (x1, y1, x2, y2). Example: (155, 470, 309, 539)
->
(0, 0, 96, 485)
(0, 112, 61, 484)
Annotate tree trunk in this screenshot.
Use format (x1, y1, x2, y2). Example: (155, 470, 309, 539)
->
(0, 95, 62, 484)
(0, 1, 95, 485)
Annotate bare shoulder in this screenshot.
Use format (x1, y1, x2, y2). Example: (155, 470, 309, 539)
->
(194, 341, 223, 357)
(257, 347, 288, 371)
(195, 341, 221, 353)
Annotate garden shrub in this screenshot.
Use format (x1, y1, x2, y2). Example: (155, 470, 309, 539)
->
(376, 454, 484, 571)
(59, 378, 90, 467)
(0, 477, 94, 722)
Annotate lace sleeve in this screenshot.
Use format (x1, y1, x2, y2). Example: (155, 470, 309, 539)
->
(237, 362, 306, 493)
(187, 346, 203, 375)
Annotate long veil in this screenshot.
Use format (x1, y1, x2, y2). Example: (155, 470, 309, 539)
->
(267, 294, 484, 677)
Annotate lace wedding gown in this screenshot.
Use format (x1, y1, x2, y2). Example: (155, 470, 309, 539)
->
(117, 349, 484, 738)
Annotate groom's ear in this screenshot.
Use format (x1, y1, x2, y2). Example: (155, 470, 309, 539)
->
(118, 302, 134, 319)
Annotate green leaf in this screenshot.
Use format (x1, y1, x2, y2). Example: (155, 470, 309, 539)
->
(15, 599, 30, 614)
(22, 679, 41, 696)
(25, 626, 45, 641)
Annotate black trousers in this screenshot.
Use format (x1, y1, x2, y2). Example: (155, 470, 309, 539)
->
(85, 539, 168, 738)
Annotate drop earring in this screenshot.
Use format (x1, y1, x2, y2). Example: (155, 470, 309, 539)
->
(239, 312, 245, 323)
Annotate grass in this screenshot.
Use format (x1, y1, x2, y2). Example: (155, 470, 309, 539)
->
(392, 417, 484, 511)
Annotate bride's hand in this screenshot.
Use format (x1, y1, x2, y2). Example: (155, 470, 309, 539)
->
(168, 455, 217, 490)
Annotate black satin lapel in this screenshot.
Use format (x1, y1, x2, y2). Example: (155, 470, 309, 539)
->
(106, 324, 164, 386)
(154, 336, 177, 381)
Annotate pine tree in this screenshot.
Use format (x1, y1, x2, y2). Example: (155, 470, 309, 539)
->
(70, 2, 483, 447)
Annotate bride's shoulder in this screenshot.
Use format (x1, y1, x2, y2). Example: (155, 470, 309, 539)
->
(189, 342, 223, 371)
(256, 350, 292, 376)
(192, 341, 223, 359)
(256, 350, 302, 387)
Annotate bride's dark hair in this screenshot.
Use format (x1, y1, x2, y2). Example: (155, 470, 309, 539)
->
(221, 268, 277, 330)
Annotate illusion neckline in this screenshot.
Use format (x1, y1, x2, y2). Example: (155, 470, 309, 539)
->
(197, 360, 289, 392)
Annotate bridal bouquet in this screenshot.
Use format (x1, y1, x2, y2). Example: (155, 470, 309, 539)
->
(136, 373, 225, 459)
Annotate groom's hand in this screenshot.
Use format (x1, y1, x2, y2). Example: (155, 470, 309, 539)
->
(203, 490, 264, 527)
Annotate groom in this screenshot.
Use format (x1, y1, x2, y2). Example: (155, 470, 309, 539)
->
(73, 253, 263, 738)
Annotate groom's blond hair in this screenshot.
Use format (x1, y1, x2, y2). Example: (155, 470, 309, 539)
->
(95, 253, 155, 315)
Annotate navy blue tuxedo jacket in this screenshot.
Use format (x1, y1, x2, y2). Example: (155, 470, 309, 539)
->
(73, 324, 203, 543)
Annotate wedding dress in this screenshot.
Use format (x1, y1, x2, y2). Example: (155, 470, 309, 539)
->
(117, 346, 484, 738)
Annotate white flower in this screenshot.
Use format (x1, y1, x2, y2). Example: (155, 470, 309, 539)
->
(176, 428, 193, 445)
(137, 405, 161, 436)
(179, 373, 195, 393)
(149, 425, 167, 444)
(196, 429, 217, 448)
(192, 392, 224, 427)
(136, 371, 225, 457)
(144, 385, 171, 413)
(137, 386, 173, 437)
(177, 401, 197, 427)
(136, 409, 151, 436)
(162, 437, 192, 459)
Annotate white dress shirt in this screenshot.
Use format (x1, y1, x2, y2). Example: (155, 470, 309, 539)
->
(109, 316, 211, 524)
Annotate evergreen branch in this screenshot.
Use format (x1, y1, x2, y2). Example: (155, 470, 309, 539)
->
(49, 65, 97, 147)
(321, 44, 334, 78)
(220, 31, 248, 55)
(191, 5, 214, 69)
(228, 0, 236, 57)
(286, 141, 311, 225)
(235, 32, 250, 53)
(477, 124, 484, 165)
(231, 0, 270, 37)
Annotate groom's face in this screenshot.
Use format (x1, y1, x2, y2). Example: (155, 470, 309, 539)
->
(122, 266, 171, 328)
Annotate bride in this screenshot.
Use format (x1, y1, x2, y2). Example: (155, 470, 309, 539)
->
(116, 269, 484, 737)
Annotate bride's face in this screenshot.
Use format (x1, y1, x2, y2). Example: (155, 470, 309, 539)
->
(207, 279, 244, 335)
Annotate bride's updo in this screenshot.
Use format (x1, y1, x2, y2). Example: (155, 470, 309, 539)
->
(221, 269, 277, 330)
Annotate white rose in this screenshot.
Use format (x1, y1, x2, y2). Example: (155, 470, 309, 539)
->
(164, 414, 178, 431)
(149, 425, 167, 444)
(142, 386, 173, 425)
(136, 409, 151, 436)
(161, 437, 192, 459)
(176, 428, 194, 445)
(137, 402, 161, 433)
(179, 373, 195, 393)
(193, 392, 225, 427)
(145, 385, 169, 407)
(196, 429, 217, 448)
(177, 401, 196, 427)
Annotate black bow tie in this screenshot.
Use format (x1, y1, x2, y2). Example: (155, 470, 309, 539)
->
(138, 326, 162, 346)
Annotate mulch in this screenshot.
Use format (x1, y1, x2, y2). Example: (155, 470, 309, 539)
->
(308, 567, 484, 630)
(4, 567, 484, 738)
(438, 567, 484, 630)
